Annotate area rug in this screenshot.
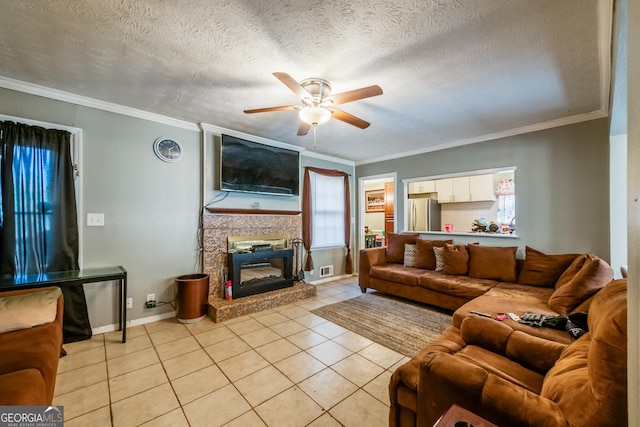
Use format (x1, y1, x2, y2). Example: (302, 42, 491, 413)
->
(311, 292, 453, 357)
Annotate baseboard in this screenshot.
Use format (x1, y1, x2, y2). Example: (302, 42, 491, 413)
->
(91, 311, 176, 335)
(307, 273, 357, 285)
(91, 275, 358, 333)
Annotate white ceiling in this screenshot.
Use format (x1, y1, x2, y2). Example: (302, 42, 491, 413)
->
(0, 0, 612, 164)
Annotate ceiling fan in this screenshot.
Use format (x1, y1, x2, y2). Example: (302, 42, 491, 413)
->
(244, 72, 383, 136)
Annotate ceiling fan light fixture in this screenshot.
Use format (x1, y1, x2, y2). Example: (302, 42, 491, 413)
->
(299, 106, 332, 126)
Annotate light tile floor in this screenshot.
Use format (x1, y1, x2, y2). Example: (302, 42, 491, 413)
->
(53, 278, 411, 427)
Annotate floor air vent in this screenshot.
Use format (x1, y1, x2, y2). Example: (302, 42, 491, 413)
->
(319, 265, 333, 277)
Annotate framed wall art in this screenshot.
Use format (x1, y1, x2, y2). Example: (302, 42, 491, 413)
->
(365, 190, 385, 213)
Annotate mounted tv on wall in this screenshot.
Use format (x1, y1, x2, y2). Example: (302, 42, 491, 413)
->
(219, 134, 300, 196)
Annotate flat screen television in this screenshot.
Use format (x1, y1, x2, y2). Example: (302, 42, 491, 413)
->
(219, 134, 300, 196)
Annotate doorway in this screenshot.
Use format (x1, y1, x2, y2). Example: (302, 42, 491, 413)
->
(358, 173, 396, 252)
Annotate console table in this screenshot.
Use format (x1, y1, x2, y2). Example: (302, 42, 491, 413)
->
(0, 266, 128, 343)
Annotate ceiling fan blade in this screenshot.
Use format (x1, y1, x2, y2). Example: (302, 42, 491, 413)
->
(329, 85, 383, 105)
(297, 121, 311, 136)
(329, 108, 371, 129)
(244, 105, 297, 114)
(273, 72, 311, 99)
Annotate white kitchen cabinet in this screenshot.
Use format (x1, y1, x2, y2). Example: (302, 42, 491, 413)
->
(469, 174, 496, 201)
(437, 174, 496, 203)
(436, 177, 469, 202)
(408, 180, 436, 194)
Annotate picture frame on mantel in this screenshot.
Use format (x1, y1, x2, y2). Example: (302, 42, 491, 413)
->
(365, 190, 385, 213)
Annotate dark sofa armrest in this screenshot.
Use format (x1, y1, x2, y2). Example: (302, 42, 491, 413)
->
(460, 316, 567, 373)
(417, 353, 567, 427)
(358, 247, 386, 290)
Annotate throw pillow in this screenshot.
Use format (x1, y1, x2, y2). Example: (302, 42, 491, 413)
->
(443, 244, 469, 275)
(548, 253, 614, 315)
(385, 233, 419, 263)
(0, 287, 61, 334)
(414, 239, 453, 269)
(517, 246, 579, 288)
(404, 244, 417, 267)
(468, 245, 518, 282)
(433, 246, 445, 271)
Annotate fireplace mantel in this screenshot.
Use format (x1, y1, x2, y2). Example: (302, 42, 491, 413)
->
(206, 208, 301, 216)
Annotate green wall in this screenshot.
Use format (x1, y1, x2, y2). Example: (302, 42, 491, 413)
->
(356, 118, 611, 260)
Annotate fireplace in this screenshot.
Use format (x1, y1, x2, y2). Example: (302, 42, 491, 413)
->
(227, 234, 294, 298)
(202, 209, 316, 323)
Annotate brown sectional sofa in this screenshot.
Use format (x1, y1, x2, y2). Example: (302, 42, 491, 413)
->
(358, 233, 620, 426)
(359, 233, 614, 344)
(0, 287, 64, 405)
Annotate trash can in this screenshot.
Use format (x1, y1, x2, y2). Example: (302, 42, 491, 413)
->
(175, 274, 209, 324)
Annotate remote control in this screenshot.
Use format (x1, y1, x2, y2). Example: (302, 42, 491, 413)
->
(470, 311, 492, 318)
(507, 312, 521, 321)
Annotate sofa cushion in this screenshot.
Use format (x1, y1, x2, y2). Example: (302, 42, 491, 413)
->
(517, 246, 579, 288)
(443, 244, 469, 275)
(456, 345, 546, 393)
(386, 233, 419, 263)
(548, 253, 614, 315)
(418, 271, 498, 299)
(404, 244, 417, 267)
(370, 264, 424, 286)
(414, 239, 453, 269)
(453, 283, 572, 344)
(468, 245, 518, 282)
(0, 287, 62, 334)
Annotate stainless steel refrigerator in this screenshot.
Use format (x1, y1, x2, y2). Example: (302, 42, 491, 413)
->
(408, 197, 441, 231)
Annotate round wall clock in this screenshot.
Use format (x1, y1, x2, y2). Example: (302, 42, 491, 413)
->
(153, 137, 183, 162)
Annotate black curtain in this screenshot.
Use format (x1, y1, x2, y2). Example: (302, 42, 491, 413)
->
(0, 121, 90, 343)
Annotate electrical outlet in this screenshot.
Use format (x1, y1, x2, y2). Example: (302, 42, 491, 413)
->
(145, 294, 156, 309)
(87, 213, 105, 227)
(126, 297, 133, 309)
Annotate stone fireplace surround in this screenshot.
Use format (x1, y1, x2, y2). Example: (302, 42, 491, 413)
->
(202, 208, 316, 322)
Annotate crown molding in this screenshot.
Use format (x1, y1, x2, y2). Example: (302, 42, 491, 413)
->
(0, 76, 354, 167)
(0, 76, 200, 131)
(356, 109, 609, 166)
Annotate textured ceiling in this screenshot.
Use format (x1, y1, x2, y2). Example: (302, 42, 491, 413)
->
(0, 0, 610, 163)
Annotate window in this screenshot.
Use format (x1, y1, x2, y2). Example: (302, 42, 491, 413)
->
(0, 121, 79, 277)
(10, 146, 56, 269)
(310, 171, 345, 248)
(302, 166, 352, 274)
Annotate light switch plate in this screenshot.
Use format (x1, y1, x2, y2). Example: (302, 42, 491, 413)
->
(87, 213, 105, 226)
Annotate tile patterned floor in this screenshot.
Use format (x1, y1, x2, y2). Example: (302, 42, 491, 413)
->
(53, 278, 410, 427)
